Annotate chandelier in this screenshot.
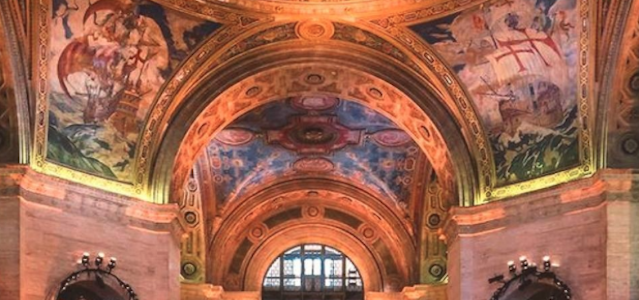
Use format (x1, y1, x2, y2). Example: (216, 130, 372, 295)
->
(488, 256, 571, 300)
(58, 252, 138, 300)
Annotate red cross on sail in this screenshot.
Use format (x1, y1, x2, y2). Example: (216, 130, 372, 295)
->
(486, 28, 569, 91)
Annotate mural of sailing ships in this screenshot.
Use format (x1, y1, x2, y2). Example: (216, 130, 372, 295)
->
(47, 0, 221, 180)
(411, 0, 581, 184)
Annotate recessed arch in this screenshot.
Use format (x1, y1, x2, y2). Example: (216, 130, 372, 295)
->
(244, 225, 384, 293)
(208, 178, 418, 292)
(149, 40, 479, 207)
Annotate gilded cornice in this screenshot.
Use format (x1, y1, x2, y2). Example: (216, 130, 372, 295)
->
(26, 0, 601, 207)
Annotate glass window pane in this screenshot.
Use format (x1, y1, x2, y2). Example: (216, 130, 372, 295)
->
(263, 244, 362, 296)
(305, 244, 322, 251)
(293, 258, 301, 276)
(284, 259, 294, 276)
(346, 259, 359, 278)
(267, 258, 280, 277)
(285, 246, 301, 255)
(313, 258, 321, 275)
(324, 260, 333, 277)
(304, 258, 313, 275)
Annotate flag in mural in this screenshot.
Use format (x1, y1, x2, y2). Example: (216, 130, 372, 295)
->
(411, 0, 580, 185)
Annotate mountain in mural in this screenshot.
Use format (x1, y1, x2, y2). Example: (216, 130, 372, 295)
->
(411, 0, 581, 185)
(48, 0, 221, 181)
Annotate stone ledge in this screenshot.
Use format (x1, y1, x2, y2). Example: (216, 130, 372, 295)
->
(443, 174, 607, 241)
(0, 164, 26, 197)
(440, 168, 639, 241)
(17, 168, 186, 241)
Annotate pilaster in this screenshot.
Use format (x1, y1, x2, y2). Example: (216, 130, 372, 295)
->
(0, 167, 186, 300)
(444, 173, 609, 300)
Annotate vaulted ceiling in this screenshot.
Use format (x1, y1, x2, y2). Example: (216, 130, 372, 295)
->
(0, 0, 633, 206)
(0, 0, 635, 290)
(201, 96, 429, 206)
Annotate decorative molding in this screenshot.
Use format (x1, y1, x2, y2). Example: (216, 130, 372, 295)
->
(419, 173, 448, 284)
(605, 0, 639, 168)
(208, 178, 418, 291)
(442, 172, 616, 244)
(155, 59, 469, 207)
(179, 167, 207, 283)
(371, 0, 596, 202)
(17, 169, 185, 243)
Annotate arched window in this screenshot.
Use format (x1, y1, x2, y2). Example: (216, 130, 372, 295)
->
(263, 244, 363, 300)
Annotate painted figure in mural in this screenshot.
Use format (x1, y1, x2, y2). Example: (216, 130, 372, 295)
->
(412, 0, 579, 184)
(47, 0, 220, 180)
(58, 0, 168, 125)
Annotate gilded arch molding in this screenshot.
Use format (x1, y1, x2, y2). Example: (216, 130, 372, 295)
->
(604, 0, 639, 167)
(146, 20, 481, 206)
(208, 179, 418, 292)
(370, 0, 596, 201)
(27, 0, 598, 206)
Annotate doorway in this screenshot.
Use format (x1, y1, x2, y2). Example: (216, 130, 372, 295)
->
(262, 244, 363, 300)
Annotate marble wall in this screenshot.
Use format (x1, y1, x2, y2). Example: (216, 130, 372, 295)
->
(0, 167, 183, 300)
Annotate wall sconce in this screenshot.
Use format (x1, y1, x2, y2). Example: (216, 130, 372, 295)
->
(58, 252, 138, 300)
(488, 255, 571, 300)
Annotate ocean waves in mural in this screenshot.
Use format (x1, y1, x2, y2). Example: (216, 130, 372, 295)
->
(47, 0, 221, 181)
(410, 0, 581, 185)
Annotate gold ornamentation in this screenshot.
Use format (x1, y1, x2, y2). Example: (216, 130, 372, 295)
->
(295, 19, 335, 41)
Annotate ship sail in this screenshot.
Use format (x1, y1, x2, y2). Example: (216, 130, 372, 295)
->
(486, 28, 569, 92)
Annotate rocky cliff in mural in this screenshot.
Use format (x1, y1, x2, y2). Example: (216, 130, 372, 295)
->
(411, 0, 580, 185)
(48, 0, 220, 180)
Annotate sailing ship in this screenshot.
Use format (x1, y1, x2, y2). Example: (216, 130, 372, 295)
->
(458, 0, 572, 136)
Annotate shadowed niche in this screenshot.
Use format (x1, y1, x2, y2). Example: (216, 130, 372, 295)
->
(57, 280, 126, 300)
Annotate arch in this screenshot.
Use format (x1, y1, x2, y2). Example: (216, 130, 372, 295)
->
(208, 179, 417, 292)
(244, 225, 384, 292)
(57, 281, 126, 300)
(0, 2, 30, 164)
(146, 21, 479, 206)
(602, 0, 639, 168)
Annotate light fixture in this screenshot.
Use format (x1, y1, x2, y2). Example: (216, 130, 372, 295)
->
(58, 252, 138, 300)
(488, 255, 571, 300)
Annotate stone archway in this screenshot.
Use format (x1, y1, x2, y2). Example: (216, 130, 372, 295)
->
(208, 179, 416, 292)
(151, 59, 477, 207)
(140, 19, 481, 208)
(245, 226, 383, 293)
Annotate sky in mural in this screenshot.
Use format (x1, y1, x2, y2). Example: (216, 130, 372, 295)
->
(411, 0, 581, 185)
(205, 97, 427, 205)
(47, 0, 221, 181)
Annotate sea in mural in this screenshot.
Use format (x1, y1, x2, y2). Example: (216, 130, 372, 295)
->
(205, 97, 425, 205)
(47, 0, 221, 180)
(411, 0, 580, 185)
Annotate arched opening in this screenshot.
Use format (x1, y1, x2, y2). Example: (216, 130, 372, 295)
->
(501, 282, 570, 300)
(56, 281, 126, 300)
(262, 244, 363, 300)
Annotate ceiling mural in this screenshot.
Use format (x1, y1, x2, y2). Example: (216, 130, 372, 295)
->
(46, 0, 221, 181)
(204, 96, 427, 205)
(22, 0, 599, 203)
(410, 0, 583, 186)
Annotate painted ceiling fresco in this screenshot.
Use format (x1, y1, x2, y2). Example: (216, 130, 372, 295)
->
(47, 0, 221, 181)
(205, 97, 427, 204)
(411, 0, 581, 186)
